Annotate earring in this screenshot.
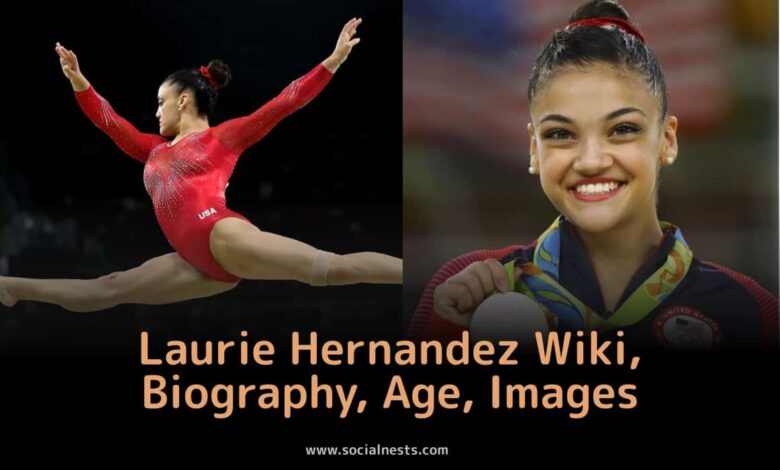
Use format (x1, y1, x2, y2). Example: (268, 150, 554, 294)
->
(528, 166, 537, 175)
(665, 157, 674, 165)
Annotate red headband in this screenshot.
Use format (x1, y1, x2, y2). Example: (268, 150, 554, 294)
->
(565, 17, 645, 43)
(199, 65, 222, 90)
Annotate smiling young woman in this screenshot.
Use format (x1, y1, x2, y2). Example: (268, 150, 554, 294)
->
(408, 0, 777, 351)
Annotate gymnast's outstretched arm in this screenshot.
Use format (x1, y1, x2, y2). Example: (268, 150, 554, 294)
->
(56, 42, 165, 163)
(212, 17, 363, 154)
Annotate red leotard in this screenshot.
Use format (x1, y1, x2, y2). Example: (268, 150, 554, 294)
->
(74, 64, 333, 282)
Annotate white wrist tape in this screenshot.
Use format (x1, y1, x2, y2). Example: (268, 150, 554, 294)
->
(310, 250, 336, 286)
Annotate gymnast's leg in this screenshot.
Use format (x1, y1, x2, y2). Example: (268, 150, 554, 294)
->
(0, 253, 237, 312)
(209, 217, 402, 286)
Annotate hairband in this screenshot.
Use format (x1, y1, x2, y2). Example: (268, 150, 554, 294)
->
(199, 65, 222, 90)
(565, 17, 645, 43)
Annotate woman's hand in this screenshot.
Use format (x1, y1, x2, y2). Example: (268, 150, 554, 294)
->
(322, 17, 362, 73)
(433, 259, 523, 327)
(55, 42, 89, 92)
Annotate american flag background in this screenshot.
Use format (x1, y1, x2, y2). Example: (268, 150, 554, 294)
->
(403, 0, 778, 326)
(405, 0, 729, 161)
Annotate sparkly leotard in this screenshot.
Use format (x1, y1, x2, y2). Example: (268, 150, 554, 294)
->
(75, 64, 333, 282)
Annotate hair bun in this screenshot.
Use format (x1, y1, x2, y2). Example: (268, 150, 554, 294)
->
(207, 59, 232, 89)
(569, 0, 630, 23)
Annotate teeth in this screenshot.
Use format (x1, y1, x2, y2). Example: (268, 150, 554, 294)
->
(575, 181, 620, 195)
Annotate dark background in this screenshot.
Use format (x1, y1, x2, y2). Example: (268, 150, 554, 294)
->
(0, 0, 777, 462)
(1, 0, 402, 337)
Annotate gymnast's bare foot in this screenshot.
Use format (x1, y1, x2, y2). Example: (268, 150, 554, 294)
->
(0, 277, 17, 307)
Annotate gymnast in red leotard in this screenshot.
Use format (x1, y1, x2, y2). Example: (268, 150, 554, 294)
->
(0, 18, 402, 312)
(76, 58, 332, 283)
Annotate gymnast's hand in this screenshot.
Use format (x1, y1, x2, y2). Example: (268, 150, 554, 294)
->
(322, 17, 362, 73)
(433, 259, 523, 327)
(55, 42, 90, 92)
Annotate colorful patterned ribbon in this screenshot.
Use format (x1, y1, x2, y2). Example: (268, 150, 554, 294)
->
(504, 216, 692, 331)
